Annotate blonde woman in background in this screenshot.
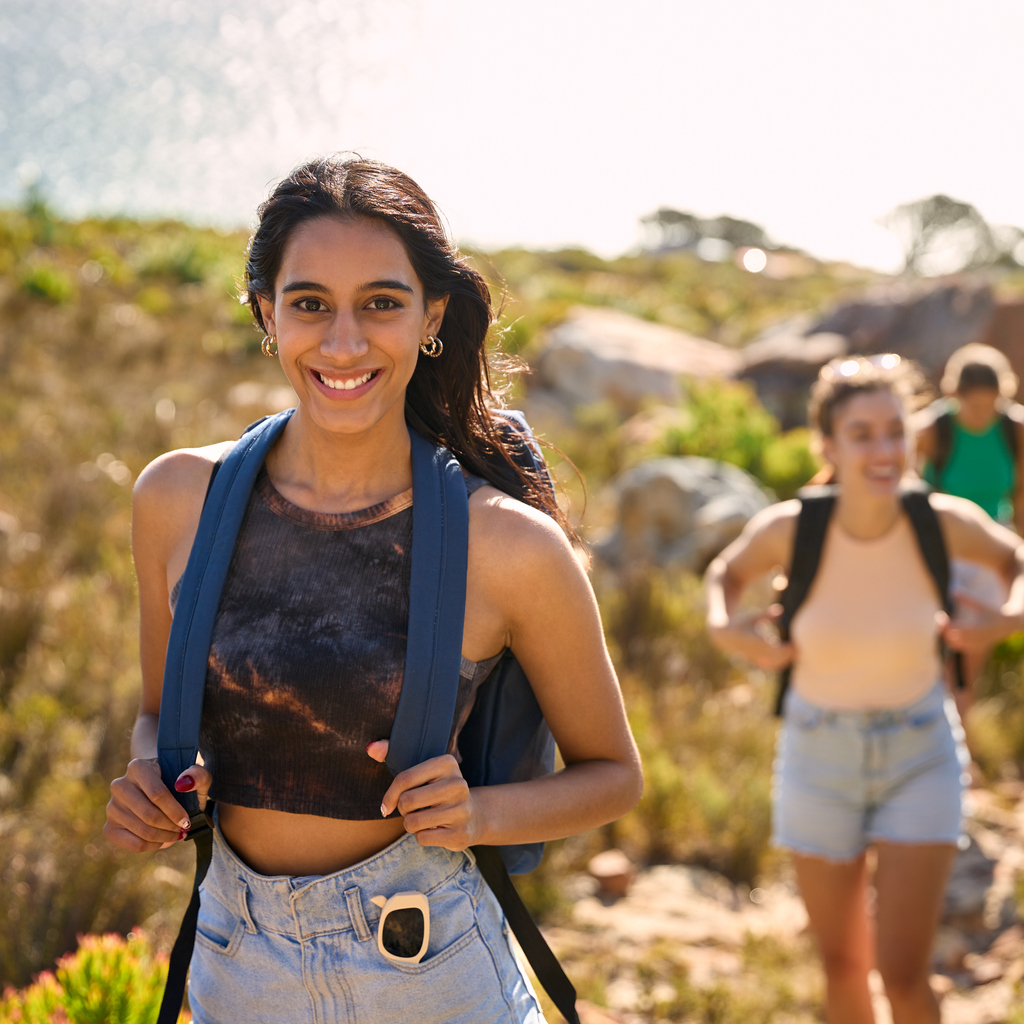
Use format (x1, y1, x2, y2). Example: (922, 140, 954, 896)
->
(913, 344, 1024, 711)
(706, 358, 1024, 1024)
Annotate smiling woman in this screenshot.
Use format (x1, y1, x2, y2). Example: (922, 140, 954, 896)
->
(103, 156, 643, 1024)
(705, 357, 1024, 1024)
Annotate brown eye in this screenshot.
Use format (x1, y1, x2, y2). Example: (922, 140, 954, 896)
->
(300, 299, 323, 312)
(370, 297, 399, 311)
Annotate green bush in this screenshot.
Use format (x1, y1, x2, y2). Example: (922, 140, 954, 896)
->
(19, 263, 76, 305)
(652, 380, 819, 499)
(0, 932, 187, 1024)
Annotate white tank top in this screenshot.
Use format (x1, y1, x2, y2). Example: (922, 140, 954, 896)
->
(790, 515, 942, 709)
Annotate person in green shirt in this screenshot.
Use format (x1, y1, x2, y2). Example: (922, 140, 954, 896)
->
(914, 343, 1024, 711)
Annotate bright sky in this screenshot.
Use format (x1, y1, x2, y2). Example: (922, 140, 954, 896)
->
(2, 0, 1022, 271)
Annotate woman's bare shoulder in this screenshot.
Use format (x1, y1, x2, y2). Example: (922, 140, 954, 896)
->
(468, 485, 568, 566)
(134, 441, 235, 505)
(747, 498, 801, 541)
(132, 442, 236, 560)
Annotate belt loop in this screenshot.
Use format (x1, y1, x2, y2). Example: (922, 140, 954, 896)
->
(463, 848, 477, 870)
(237, 879, 258, 935)
(344, 886, 372, 942)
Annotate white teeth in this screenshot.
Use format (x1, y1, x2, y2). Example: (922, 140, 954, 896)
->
(317, 371, 374, 391)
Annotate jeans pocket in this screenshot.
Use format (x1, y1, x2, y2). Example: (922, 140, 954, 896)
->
(195, 889, 246, 957)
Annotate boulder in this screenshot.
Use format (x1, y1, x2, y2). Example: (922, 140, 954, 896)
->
(738, 327, 847, 429)
(738, 282, 999, 427)
(533, 306, 741, 416)
(594, 457, 771, 573)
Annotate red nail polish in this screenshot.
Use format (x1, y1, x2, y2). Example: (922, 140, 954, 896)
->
(175, 775, 196, 792)
(178, 830, 189, 841)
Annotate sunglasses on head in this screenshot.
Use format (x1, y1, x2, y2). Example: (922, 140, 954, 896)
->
(370, 891, 430, 964)
(820, 353, 902, 380)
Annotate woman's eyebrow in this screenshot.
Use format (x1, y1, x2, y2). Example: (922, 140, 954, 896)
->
(362, 279, 414, 293)
(282, 280, 329, 294)
(281, 278, 415, 295)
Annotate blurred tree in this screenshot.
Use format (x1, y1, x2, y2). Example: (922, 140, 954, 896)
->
(640, 209, 769, 255)
(884, 193, 999, 275)
(640, 208, 701, 250)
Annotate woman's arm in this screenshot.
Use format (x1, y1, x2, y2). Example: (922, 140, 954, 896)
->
(381, 494, 643, 850)
(702, 501, 799, 670)
(934, 493, 1024, 652)
(103, 446, 226, 852)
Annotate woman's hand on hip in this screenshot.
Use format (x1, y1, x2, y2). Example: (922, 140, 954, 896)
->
(369, 741, 480, 851)
(708, 605, 796, 671)
(104, 758, 213, 853)
(941, 595, 1021, 653)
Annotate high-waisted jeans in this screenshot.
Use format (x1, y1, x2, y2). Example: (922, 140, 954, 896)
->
(187, 823, 546, 1023)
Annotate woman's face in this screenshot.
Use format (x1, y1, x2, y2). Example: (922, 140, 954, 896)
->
(955, 387, 999, 432)
(821, 389, 908, 497)
(257, 216, 447, 437)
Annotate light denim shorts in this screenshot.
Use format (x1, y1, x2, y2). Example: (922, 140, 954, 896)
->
(772, 681, 969, 862)
(187, 823, 546, 1024)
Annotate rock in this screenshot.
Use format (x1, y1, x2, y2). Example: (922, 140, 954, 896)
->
(812, 281, 995, 378)
(594, 457, 772, 573)
(738, 328, 847, 428)
(533, 306, 741, 416)
(932, 926, 970, 971)
(587, 849, 636, 900)
(738, 282, 1004, 427)
(576, 1001, 631, 1024)
(943, 834, 997, 930)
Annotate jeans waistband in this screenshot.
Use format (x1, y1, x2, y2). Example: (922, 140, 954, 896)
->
(784, 680, 948, 730)
(203, 816, 474, 940)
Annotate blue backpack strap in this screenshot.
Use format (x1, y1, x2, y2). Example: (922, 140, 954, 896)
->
(155, 409, 293, 1024)
(385, 430, 469, 774)
(156, 408, 294, 814)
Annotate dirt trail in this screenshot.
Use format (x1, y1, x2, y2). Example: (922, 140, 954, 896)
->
(539, 786, 1024, 1023)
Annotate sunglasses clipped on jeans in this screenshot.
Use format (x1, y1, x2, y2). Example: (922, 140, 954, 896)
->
(370, 891, 430, 964)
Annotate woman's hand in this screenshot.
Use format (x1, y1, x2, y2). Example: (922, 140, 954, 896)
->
(941, 595, 1023, 654)
(368, 741, 480, 851)
(104, 758, 213, 853)
(708, 605, 796, 671)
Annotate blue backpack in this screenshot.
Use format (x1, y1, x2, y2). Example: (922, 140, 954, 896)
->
(155, 408, 579, 1024)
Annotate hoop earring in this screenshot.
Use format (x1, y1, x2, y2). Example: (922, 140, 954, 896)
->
(419, 335, 443, 358)
(261, 335, 278, 357)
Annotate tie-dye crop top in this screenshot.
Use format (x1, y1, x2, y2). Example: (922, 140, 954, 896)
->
(169, 467, 501, 820)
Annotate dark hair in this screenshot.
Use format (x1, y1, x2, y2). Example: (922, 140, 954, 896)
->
(941, 343, 1017, 398)
(808, 356, 924, 437)
(244, 156, 566, 531)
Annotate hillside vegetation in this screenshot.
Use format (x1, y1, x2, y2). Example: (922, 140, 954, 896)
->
(3, 203, 1024, 1012)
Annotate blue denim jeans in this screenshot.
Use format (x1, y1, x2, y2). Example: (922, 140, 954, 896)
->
(187, 824, 547, 1023)
(772, 681, 968, 862)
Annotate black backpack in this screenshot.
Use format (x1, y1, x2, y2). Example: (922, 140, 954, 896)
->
(932, 402, 1019, 484)
(774, 481, 962, 716)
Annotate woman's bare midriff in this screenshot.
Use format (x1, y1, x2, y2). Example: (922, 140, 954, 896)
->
(216, 803, 408, 876)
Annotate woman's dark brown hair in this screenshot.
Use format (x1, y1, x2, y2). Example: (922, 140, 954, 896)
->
(244, 156, 565, 529)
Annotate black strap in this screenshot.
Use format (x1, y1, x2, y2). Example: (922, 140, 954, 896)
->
(1001, 411, 1019, 469)
(933, 409, 954, 481)
(901, 486, 965, 689)
(472, 845, 580, 1024)
(774, 488, 836, 715)
(157, 824, 213, 1024)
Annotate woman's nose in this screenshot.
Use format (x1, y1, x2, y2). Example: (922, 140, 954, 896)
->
(321, 314, 369, 358)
